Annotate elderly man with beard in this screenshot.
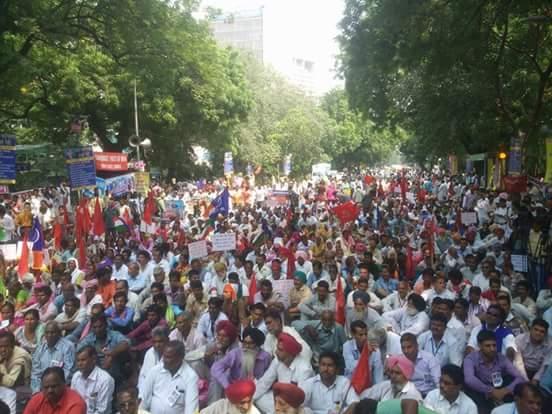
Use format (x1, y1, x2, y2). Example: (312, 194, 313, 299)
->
(382, 293, 430, 336)
(205, 320, 240, 404)
(254, 333, 314, 413)
(361, 355, 422, 401)
(345, 290, 383, 337)
(200, 379, 260, 414)
(211, 327, 272, 390)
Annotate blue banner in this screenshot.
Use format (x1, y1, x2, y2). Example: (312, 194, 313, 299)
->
(65, 146, 96, 191)
(94, 174, 135, 197)
(0, 134, 16, 184)
(508, 136, 522, 176)
(224, 152, 233, 175)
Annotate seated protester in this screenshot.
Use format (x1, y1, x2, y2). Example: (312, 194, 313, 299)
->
(418, 314, 461, 367)
(245, 303, 268, 336)
(496, 292, 529, 337)
(125, 262, 148, 294)
(112, 253, 129, 281)
(23, 367, 86, 414)
(360, 355, 422, 401)
(115, 280, 141, 323)
(54, 296, 86, 337)
(453, 298, 481, 342)
(431, 298, 467, 357)
(30, 321, 75, 394)
(343, 320, 384, 383)
(346, 277, 383, 313)
(127, 304, 168, 353)
(323, 263, 347, 301)
(139, 281, 170, 315)
(116, 387, 148, 414)
(53, 283, 77, 314)
(272, 382, 306, 414)
(383, 293, 430, 336)
(514, 318, 551, 380)
(423, 274, 455, 307)
(0, 330, 32, 413)
(105, 291, 135, 335)
(186, 279, 208, 326)
(211, 327, 272, 390)
(298, 280, 335, 321)
(138, 327, 169, 397)
(19, 284, 58, 323)
(287, 271, 312, 321)
(374, 265, 398, 299)
(368, 326, 402, 364)
(208, 262, 228, 296)
(467, 304, 517, 359)
(77, 313, 130, 387)
(423, 364, 478, 414)
(67, 303, 105, 343)
(71, 346, 115, 414)
(345, 290, 383, 337)
(96, 266, 116, 307)
(292, 310, 347, 366)
(168, 270, 186, 309)
(306, 260, 329, 288)
(14, 308, 44, 355)
(461, 254, 479, 282)
(413, 268, 435, 297)
(447, 268, 471, 299)
(153, 292, 180, 329)
(536, 275, 552, 314)
(253, 280, 285, 312)
(463, 330, 525, 413)
(472, 260, 495, 292)
(401, 333, 441, 397)
(169, 311, 205, 352)
(382, 280, 410, 313)
(468, 286, 489, 321)
(489, 382, 543, 414)
(253, 333, 314, 413)
(481, 277, 504, 303)
(512, 280, 537, 319)
(301, 351, 359, 414)
(197, 297, 228, 344)
(200, 379, 260, 414)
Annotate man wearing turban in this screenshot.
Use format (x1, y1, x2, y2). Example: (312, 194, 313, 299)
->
(273, 382, 306, 414)
(200, 379, 260, 414)
(287, 271, 312, 321)
(253, 332, 314, 413)
(360, 355, 422, 402)
(211, 327, 272, 391)
(345, 289, 383, 337)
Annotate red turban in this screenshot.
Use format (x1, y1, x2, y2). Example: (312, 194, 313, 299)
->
(277, 332, 302, 356)
(272, 382, 305, 408)
(216, 320, 238, 343)
(225, 379, 256, 404)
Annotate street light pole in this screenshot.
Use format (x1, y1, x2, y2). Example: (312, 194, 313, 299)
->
(134, 79, 140, 162)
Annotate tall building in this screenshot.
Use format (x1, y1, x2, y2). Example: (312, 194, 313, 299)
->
(209, 8, 264, 62)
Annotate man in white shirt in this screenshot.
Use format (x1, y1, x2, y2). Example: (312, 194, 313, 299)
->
(71, 345, 115, 414)
(0, 206, 15, 242)
(138, 327, 168, 397)
(382, 280, 410, 312)
(382, 293, 429, 336)
(197, 297, 228, 344)
(301, 351, 359, 414)
(418, 314, 461, 367)
(490, 382, 543, 414)
(141, 340, 199, 414)
(424, 364, 477, 414)
(112, 254, 129, 281)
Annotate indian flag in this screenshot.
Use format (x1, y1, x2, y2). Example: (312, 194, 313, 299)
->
(113, 217, 130, 233)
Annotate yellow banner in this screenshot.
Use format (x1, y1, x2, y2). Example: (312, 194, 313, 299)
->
(546, 138, 552, 184)
(134, 172, 150, 195)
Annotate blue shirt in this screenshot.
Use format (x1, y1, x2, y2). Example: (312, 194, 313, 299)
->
(105, 306, 135, 334)
(409, 350, 441, 396)
(31, 338, 75, 392)
(124, 273, 148, 293)
(374, 277, 398, 294)
(78, 330, 129, 366)
(342, 339, 383, 384)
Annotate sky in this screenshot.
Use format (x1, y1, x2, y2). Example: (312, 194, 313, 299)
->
(199, 0, 345, 95)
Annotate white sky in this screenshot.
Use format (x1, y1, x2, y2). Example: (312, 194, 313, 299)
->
(199, 0, 345, 95)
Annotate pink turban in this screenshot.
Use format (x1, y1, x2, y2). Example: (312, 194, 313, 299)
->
(387, 355, 414, 380)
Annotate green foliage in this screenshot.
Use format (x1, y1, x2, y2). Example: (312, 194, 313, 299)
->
(339, 1, 552, 169)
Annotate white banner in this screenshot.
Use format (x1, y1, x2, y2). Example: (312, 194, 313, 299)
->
(212, 232, 237, 252)
(188, 240, 208, 259)
(461, 212, 477, 225)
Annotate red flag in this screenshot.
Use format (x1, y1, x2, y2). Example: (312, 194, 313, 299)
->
(122, 208, 133, 228)
(248, 275, 257, 305)
(77, 234, 87, 271)
(332, 201, 360, 225)
(400, 176, 408, 200)
(93, 197, 105, 236)
(53, 223, 63, 250)
(350, 343, 373, 394)
(335, 274, 345, 325)
(143, 192, 155, 225)
(363, 175, 375, 186)
(418, 188, 427, 203)
(17, 233, 30, 278)
(405, 245, 414, 280)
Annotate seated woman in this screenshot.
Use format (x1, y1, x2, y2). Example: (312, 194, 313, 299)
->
(14, 309, 44, 354)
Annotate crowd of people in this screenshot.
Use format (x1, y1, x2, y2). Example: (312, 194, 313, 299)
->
(0, 166, 550, 414)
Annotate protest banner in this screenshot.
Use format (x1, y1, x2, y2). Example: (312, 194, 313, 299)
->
(0, 134, 16, 184)
(134, 172, 150, 195)
(212, 232, 237, 252)
(65, 146, 96, 191)
(272, 279, 294, 308)
(461, 212, 477, 226)
(266, 190, 289, 208)
(164, 199, 185, 219)
(188, 240, 208, 259)
(94, 152, 128, 171)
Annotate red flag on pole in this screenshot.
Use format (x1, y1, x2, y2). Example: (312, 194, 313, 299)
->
(77, 234, 87, 271)
(248, 276, 257, 305)
(335, 274, 345, 325)
(93, 197, 105, 236)
(17, 233, 30, 278)
(332, 201, 360, 225)
(405, 245, 414, 280)
(350, 342, 373, 394)
(53, 223, 63, 250)
(143, 192, 155, 225)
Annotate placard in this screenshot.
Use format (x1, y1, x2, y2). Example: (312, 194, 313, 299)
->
(94, 152, 128, 171)
(164, 199, 185, 219)
(0, 244, 17, 261)
(0, 186, 9, 194)
(271, 279, 294, 308)
(212, 232, 236, 252)
(134, 172, 150, 195)
(461, 212, 477, 225)
(0, 134, 16, 184)
(511, 254, 528, 273)
(65, 146, 96, 190)
(188, 240, 208, 259)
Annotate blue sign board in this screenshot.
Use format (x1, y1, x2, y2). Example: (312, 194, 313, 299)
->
(0, 134, 16, 184)
(65, 146, 96, 191)
(508, 136, 522, 176)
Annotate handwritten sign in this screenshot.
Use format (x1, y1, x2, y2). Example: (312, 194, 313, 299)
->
(188, 240, 208, 260)
(212, 232, 236, 252)
(461, 212, 477, 225)
(271, 279, 294, 308)
(0, 244, 17, 261)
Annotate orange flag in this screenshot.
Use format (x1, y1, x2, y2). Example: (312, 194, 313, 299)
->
(17, 233, 30, 278)
(248, 275, 257, 305)
(335, 274, 345, 325)
(350, 342, 373, 394)
(53, 223, 63, 250)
